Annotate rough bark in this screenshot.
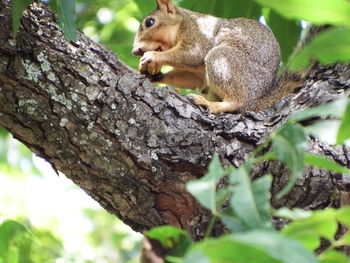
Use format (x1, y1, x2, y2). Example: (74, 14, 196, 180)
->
(0, 0, 350, 240)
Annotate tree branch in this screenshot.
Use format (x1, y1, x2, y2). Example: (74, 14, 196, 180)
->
(0, 0, 349, 239)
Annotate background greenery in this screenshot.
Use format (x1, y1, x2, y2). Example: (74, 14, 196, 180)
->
(2, 0, 350, 262)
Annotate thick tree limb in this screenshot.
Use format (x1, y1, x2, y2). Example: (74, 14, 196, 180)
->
(0, 1, 350, 239)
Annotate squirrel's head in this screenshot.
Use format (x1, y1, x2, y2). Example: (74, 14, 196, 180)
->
(132, 0, 181, 56)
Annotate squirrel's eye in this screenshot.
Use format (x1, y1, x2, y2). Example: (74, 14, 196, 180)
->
(145, 18, 155, 28)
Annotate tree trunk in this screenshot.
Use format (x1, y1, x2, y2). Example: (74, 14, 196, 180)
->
(0, 0, 350, 240)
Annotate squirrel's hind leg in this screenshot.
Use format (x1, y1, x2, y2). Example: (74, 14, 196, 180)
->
(190, 94, 242, 113)
(154, 70, 204, 90)
(202, 43, 250, 113)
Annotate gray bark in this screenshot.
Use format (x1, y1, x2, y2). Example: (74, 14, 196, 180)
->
(0, 0, 350, 240)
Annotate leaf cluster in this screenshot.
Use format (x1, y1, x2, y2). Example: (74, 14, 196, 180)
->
(0, 220, 62, 263)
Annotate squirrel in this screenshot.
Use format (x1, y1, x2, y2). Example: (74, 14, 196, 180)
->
(132, 0, 307, 114)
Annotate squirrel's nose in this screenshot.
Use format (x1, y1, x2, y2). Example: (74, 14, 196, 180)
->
(132, 47, 144, 56)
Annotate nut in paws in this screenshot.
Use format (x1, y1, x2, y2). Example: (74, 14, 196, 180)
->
(139, 51, 161, 75)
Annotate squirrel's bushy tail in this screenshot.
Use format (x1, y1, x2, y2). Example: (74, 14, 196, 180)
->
(246, 25, 328, 112)
(245, 68, 310, 112)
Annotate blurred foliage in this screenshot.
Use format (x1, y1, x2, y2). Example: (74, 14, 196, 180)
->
(57, 0, 77, 41)
(75, 0, 141, 69)
(83, 208, 141, 263)
(0, 127, 141, 262)
(11, 0, 32, 35)
(3, 0, 350, 262)
(0, 219, 62, 263)
(0, 127, 40, 176)
(0, 142, 141, 263)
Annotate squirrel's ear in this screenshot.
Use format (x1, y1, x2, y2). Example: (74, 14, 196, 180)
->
(156, 0, 178, 14)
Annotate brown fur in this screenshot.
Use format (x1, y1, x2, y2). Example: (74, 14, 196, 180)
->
(132, 0, 304, 113)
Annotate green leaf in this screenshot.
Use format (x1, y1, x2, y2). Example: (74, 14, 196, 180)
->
(230, 230, 319, 263)
(213, 0, 261, 19)
(6, 249, 19, 263)
(186, 153, 227, 212)
(0, 127, 8, 137)
(303, 120, 340, 144)
(284, 233, 320, 252)
(282, 209, 338, 250)
(220, 208, 246, 233)
(133, 0, 155, 15)
(0, 220, 32, 263)
(273, 208, 312, 221)
(290, 27, 350, 70)
(185, 230, 318, 263)
(229, 166, 273, 230)
(178, 0, 217, 14)
(337, 231, 350, 246)
(179, 0, 261, 19)
(57, 0, 77, 41)
(290, 98, 349, 122)
(145, 226, 191, 257)
(337, 101, 350, 144)
(254, 0, 350, 26)
(0, 220, 28, 254)
(184, 234, 280, 263)
(268, 11, 301, 64)
(272, 122, 306, 198)
(335, 206, 350, 225)
(304, 153, 350, 174)
(319, 250, 350, 263)
(11, 0, 34, 35)
(182, 250, 210, 263)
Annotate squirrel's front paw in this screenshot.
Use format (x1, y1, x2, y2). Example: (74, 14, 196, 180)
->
(139, 51, 161, 75)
